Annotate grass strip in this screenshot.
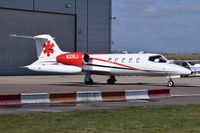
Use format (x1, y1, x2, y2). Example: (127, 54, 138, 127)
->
(0, 104, 200, 133)
(164, 54, 200, 60)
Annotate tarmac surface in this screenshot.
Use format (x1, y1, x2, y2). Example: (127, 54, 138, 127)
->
(0, 75, 200, 114)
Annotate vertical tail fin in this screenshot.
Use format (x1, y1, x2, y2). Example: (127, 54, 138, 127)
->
(10, 34, 64, 59)
(34, 34, 63, 58)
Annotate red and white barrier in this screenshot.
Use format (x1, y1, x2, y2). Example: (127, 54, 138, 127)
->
(0, 88, 170, 105)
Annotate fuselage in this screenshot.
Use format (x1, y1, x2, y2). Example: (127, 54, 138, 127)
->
(56, 52, 191, 77)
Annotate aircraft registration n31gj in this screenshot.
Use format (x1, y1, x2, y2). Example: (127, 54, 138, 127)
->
(10, 34, 192, 87)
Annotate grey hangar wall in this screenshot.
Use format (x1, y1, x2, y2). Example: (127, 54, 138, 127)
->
(0, 0, 112, 75)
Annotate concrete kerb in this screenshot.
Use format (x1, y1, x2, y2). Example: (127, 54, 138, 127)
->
(0, 88, 171, 105)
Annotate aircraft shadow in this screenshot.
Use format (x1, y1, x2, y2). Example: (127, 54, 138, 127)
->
(114, 83, 200, 88)
(46, 82, 200, 88)
(46, 82, 101, 87)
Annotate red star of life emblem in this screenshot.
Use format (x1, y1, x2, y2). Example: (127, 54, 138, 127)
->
(43, 40, 54, 57)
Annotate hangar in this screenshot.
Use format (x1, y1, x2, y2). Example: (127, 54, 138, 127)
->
(0, 0, 112, 75)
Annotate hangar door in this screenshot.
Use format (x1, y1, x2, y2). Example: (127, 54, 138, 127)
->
(0, 9, 75, 75)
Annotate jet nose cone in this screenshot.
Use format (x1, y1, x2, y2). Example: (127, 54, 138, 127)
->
(179, 67, 192, 75)
(166, 64, 192, 75)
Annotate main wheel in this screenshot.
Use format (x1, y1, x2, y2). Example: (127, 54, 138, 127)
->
(107, 79, 115, 84)
(167, 80, 174, 87)
(85, 78, 93, 84)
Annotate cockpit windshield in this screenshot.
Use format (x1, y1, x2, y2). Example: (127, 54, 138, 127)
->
(149, 55, 167, 63)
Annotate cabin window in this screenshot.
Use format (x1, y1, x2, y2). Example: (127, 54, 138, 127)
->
(136, 58, 140, 63)
(182, 62, 188, 67)
(129, 58, 133, 63)
(122, 58, 126, 63)
(149, 55, 167, 63)
(115, 58, 119, 63)
(108, 58, 112, 62)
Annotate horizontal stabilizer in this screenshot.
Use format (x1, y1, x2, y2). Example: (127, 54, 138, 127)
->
(9, 34, 55, 40)
(18, 66, 28, 69)
(10, 34, 35, 39)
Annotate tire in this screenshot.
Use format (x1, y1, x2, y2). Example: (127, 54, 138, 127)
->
(107, 79, 115, 84)
(167, 80, 174, 87)
(85, 78, 93, 84)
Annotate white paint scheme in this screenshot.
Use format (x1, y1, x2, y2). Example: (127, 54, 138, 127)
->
(11, 34, 192, 87)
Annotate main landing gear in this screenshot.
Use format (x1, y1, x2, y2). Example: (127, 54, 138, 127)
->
(107, 75, 117, 84)
(84, 74, 117, 85)
(167, 79, 174, 87)
(84, 73, 93, 84)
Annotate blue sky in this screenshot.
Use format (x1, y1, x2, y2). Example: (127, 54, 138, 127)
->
(112, 0, 200, 53)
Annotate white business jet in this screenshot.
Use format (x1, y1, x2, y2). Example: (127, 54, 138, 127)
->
(10, 34, 191, 87)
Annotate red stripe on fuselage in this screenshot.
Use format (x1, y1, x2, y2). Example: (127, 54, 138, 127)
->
(91, 58, 148, 72)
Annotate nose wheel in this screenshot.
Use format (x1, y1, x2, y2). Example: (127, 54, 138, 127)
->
(167, 79, 174, 87)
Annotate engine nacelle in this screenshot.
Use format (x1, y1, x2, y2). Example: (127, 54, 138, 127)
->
(26, 64, 82, 73)
(83, 53, 90, 63)
(56, 52, 90, 66)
